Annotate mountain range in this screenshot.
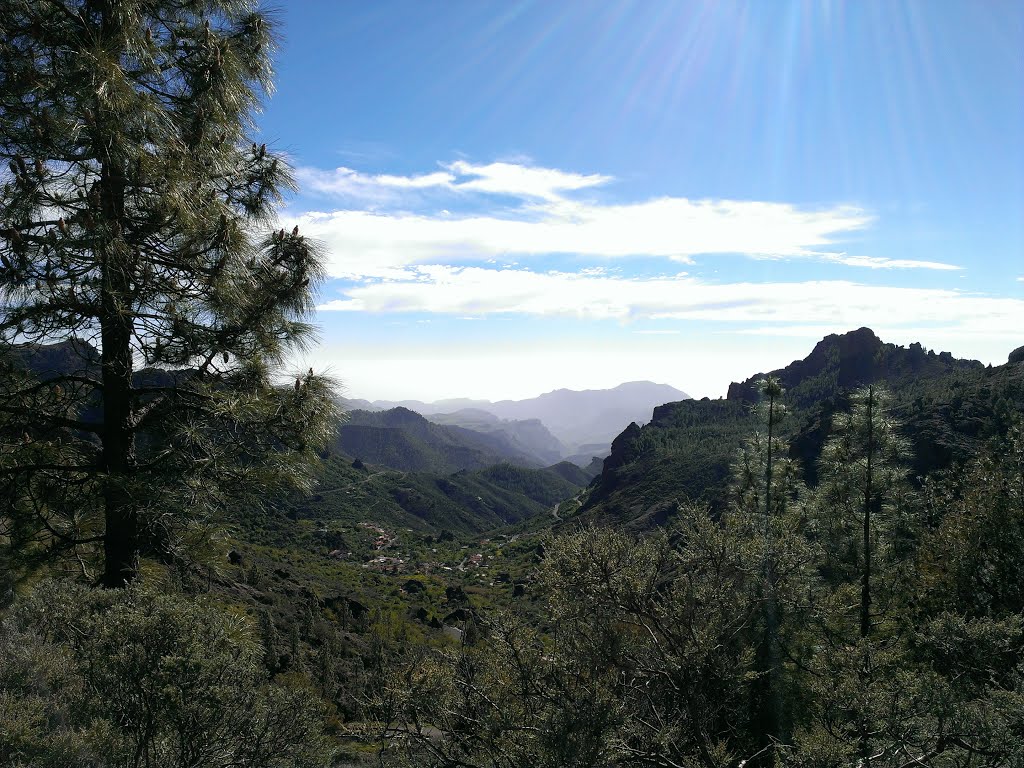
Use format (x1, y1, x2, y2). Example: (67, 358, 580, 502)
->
(14, 330, 1021, 538)
(344, 380, 690, 460)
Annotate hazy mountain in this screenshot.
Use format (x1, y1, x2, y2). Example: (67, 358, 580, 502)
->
(562, 443, 612, 468)
(427, 409, 565, 465)
(426, 408, 502, 427)
(339, 397, 381, 412)
(481, 381, 692, 451)
(370, 397, 492, 415)
(335, 408, 545, 474)
(369, 381, 690, 456)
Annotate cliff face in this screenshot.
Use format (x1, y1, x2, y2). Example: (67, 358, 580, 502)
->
(601, 421, 643, 473)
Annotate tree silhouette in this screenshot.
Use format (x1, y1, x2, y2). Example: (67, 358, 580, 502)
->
(0, 0, 338, 586)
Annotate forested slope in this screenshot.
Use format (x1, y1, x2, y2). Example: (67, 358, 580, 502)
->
(577, 328, 1018, 528)
(278, 455, 586, 536)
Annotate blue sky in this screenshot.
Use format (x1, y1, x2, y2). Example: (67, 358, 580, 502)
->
(255, 1, 1023, 400)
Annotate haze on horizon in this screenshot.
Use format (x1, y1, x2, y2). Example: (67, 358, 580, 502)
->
(263, 1, 1023, 403)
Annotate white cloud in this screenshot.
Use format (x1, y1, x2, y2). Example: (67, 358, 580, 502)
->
(295, 166, 454, 201)
(296, 159, 611, 205)
(317, 265, 1024, 339)
(827, 254, 961, 271)
(288, 160, 976, 278)
(445, 160, 611, 200)
(290, 197, 871, 278)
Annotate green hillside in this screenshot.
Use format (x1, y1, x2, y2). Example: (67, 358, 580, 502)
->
(278, 456, 585, 536)
(543, 460, 598, 486)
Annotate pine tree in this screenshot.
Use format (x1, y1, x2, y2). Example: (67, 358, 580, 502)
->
(809, 385, 911, 765)
(730, 376, 809, 761)
(818, 386, 908, 641)
(0, 0, 338, 586)
(732, 376, 803, 520)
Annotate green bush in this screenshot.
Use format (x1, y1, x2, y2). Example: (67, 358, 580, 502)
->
(0, 580, 332, 768)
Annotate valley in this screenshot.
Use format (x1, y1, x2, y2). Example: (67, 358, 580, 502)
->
(5, 325, 1024, 765)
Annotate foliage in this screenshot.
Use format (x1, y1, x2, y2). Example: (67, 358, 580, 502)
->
(377, 507, 821, 767)
(916, 421, 1024, 618)
(814, 386, 911, 633)
(0, 578, 332, 767)
(373, 387, 1024, 768)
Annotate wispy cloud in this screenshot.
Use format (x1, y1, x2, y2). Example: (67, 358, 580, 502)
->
(289, 198, 872, 278)
(446, 160, 611, 200)
(296, 167, 455, 202)
(290, 160, 971, 276)
(826, 254, 962, 271)
(317, 265, 1024, 338)
(295, 159, 610, 204)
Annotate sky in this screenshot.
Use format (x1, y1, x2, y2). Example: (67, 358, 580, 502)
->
(254, 0, 1023, 401)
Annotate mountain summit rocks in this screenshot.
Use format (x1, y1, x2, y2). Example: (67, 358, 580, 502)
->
(727, 327, 981, 407)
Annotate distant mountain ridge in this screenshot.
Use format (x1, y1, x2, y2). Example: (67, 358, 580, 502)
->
(361, 381, 691, 459)
(427, 409, 564, 465)
(5, 341, 599, 534)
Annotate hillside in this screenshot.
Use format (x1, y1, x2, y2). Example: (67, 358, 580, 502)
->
(544, 460, 600, 485)
(278, 456, 586, 535)
(335, 407, 544, 473)
(575, 328, 1013, 529)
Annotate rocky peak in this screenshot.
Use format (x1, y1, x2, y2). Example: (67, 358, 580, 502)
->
(726, 327, 980, 407)
(601, 421, 643, 473)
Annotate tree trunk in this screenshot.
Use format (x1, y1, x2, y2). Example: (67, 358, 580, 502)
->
(764, 392, 775, 519)
(858, 388, 876, 765)
(759, 385, 784, 763)
(98, 127, 137, 587)
(100, 306, 137, 586)
(861, 388, 874, 640)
